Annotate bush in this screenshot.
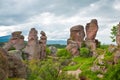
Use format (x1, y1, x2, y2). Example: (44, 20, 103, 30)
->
(80, 48, 90, 57)
(104, 61, 120, 80)
(46, 47, 51, 55)
(57, 49, 71, 58)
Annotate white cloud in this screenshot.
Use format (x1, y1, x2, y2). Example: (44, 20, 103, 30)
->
(113, 0, 120, 11)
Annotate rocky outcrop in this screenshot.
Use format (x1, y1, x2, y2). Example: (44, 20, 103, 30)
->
(24, 28, 40, 60)
(39, 31, 47, 59)
(0, 47, 27, 79)
(70, 25, 85, 47)
(116, 22, 120, 46)
(49, 46, 57, 56)
(85, 19, 98, 57)
(66, 25, 85, 56)
(3, 31, 25, 51)
(0, 48, 8, 80)
(66, 39, 80, 56)
(8, 52, 27, 78)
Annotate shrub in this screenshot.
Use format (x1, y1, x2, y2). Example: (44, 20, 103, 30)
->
(80, 48, 90, 57)
(46, 47, 51, 55)
(104, 61, 120, 80)
(57, 49, 71, 58)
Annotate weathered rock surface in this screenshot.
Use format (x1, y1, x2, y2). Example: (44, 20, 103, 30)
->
(85, 19, 98, 57)
(24, 28, 40, 60)
(3, 31, 25, 51)
(66, 40, 80, 56)
(0, 47, 27, 79)
(116, 22, 120, 46)
(70, 25, 85, 47)
(66, 25, 85, 56)
(8, 52, 27, 78)
(39, 31, 47, 59)
(49, 46, 57, 56)
(0, 48, 8, 80)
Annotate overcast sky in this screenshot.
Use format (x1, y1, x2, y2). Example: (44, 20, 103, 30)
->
(0, 0, 120, 44)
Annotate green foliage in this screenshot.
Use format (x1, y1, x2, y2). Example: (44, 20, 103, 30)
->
(80, 47, 90, 57)
(58, 72, 77, 80)
(110, 25, 118, 42)
(57, 49, 71, 58)
(80, 70, 100, 80)
(63, 64, 80, 71)
(47, 44, 66, 49)
(104, 61, 120, 80)
(27, 59, 59, 80)
(46, 47, 51, 55)
(73, 57, 95, 70)
(99, 44, 109, 49)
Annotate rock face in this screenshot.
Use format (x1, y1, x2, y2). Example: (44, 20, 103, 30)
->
(3, 31, 25, 51)
(70, 25, 85, 47)
(39, 31, 47, 59)
(0, 48, 8, 80)
(24, 28, 40, 60)
(8, 52, 27, 78)
(116, 22, 120, 46)
(66, 25, 85, 56)
(85, 19, 98, 56)
(49, 46, 57, 56)
(66, 39, 80, 56)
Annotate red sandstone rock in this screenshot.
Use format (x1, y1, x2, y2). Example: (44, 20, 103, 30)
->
(39, 31, 47, 59)
(24, 28, 40, 60)
(116, 22, 120, 46)
(3, 31, 25, 50)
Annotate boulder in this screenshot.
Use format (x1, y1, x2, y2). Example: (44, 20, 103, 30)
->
(66, 40, 79, 56)
(49, 46, 57, 56)
(0, 48, 8, 80)
(66, 25, 85, 56)
(3, 31, 25, 51)
(70, 25, 85, 47)
(8, 53, 27, 78)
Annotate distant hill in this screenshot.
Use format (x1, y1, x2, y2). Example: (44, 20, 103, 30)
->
(0, 35, 66, 45)
(0, 35, 11, 42)
(47, 40, 67, 45)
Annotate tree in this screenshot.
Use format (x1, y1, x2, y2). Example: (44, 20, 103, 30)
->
(110, 25, 118, 42)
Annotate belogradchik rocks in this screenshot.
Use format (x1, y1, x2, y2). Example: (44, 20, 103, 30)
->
(0, 47, 27, 79)
(116, 22, 120, 46)
(3, 31, 25, 51)
(66, 25, 85, 56)
(0, 48, 8, 80)
(24, 28, 40, 60)
(39, 31, 47, 59)
(85, 19, 99, 57)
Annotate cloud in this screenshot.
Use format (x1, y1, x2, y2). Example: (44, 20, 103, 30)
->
(0, 0, 120, 44)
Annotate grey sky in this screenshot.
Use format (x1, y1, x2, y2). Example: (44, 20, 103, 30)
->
(0, 0, 120, 44)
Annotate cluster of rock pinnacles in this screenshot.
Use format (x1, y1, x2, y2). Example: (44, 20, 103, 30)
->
(66, 19, 98, 56)
(4, 28, 47, 60)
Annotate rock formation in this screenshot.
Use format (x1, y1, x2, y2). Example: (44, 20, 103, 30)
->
(3, 31, 25, 51)
(70, 25, 85, 47)
(49, 46, 57, 56)
(0, 48, 8, 80)
(66, 25, 85, 56)
(0, 47, 27, 79)
(39, 31, 47, 59)
(85, 19, 98, 57)
(116, 22, 120, 46)
(24, 28, 40, 60)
